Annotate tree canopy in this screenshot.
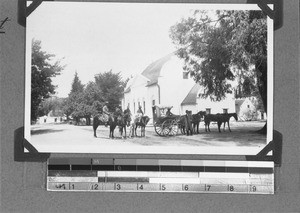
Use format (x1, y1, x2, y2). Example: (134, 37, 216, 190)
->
(62, 70, 126, 125)
(169, 10, 268, 111)
(31, 39, 64, 122)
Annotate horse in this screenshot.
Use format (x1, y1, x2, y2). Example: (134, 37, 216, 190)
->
(192, 111, 206, 134)
(117, 112, 131, 139)
(219, 113, 238, 132)
(93, 113, 117, 138)
(204, 113, 238, 133)
(130, 115, 150, 137)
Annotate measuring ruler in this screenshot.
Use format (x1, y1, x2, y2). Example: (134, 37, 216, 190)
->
(47, 158, 274, 194)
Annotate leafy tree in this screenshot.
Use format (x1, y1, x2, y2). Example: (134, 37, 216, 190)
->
(169, 10, 268, 132)
(38, 96, 64, 116)
(31, 39, 64, 121)
(69, 72, 84, 95)
(94, 70, 125, 111)
(63, 72, 85, 124)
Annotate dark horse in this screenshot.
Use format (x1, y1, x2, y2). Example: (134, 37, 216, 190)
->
(130, 116, 150, 137)
(93, 113, 131, 138)
(93, 114, 115, 138)
(192, 111, 206, 134)
(118, 112, 132, 139)
(204, 113, 238, 133)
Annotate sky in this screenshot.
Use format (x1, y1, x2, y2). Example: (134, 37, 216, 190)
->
(27, 2, 261, 98)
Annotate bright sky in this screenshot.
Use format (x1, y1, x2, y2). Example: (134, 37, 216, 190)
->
(27, 2, 260, 98)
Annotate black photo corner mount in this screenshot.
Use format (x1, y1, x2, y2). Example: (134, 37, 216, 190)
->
(246, 0, 283, 30)
(18, 0, 283, 30)
(246, 130, 282, 167)
(14, 126, 50, 162)
(15, 0, 283, 164)
(14, 124, 282, 165)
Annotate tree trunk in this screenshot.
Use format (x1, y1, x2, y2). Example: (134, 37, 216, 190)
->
(256, 60, 267, 134)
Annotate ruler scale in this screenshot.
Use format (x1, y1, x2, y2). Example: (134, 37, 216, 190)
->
(47, 158, 274, 194)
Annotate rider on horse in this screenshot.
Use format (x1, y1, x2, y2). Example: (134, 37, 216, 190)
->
(137, 105, 144, 123)
(102, 101, 110, 126)
(124, 105, 131, 116)
(115, 106, 123, 117)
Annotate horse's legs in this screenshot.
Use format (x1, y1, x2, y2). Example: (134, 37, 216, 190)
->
(135, 125, 138, 137)
(207, 122, 211, 132)
(217, 122, 222, 133)
(228, 121, 231, 132)
(109, 126, 115, 139)
(93, 124, 98, 137)
(223, 122, 226, 132)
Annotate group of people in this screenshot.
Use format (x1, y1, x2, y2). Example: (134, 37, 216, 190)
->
(101, 101, 144, 125)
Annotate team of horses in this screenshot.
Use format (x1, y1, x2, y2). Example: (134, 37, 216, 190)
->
(93, 112, 150, 139)
(93, 109, 238, 138)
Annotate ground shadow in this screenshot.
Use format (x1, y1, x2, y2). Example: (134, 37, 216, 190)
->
(31, 129, 64, 135)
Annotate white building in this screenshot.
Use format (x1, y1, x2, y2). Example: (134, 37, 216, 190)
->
(122, 53, 236, 123)
(235, 97, 266, 121)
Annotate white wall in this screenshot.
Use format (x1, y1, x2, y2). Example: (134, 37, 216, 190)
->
(196, 93, 236, 114)
(158, 56, 195, 115)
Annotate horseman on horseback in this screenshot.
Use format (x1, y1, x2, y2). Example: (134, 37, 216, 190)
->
(137, 105, 144, 123)
(102, 101, 111, 126)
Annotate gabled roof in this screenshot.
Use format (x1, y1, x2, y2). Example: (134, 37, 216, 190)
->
(141, 53, 174, 85)
(181, 83, 202, 106)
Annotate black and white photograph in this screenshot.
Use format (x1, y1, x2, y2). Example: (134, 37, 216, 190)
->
(25, 2, 273, 155)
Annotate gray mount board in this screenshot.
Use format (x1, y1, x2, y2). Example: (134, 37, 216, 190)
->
(1, 0, 299, 213)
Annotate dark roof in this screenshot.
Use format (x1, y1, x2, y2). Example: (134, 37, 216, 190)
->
(181, 84, 202, 106)
(141, 53, 174, 85)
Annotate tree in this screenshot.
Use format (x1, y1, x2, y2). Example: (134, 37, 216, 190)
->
(31, 39, 64, 122)
(169, 10, 268, 132)
(63, 72, 85, 124)
(38, 96, 64, 116)
(94, 70, 125, 111)
(69, 72, 84, 95)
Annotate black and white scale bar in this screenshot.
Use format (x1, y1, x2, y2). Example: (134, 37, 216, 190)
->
(48, 158, 274, 173)
(47, 182, 274, 194)
(47, 159, 274, 194)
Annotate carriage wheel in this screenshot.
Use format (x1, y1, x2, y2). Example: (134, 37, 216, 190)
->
(168, 120, 179, 136)
(154, 124, 169, 136)
(161, 119, 178, 136)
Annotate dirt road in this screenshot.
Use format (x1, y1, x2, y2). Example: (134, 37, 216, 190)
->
(30, 121, 267, 155)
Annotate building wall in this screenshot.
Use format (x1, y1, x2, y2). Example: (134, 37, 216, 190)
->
(196, 93, 236, 114)
(236, 97, 266, 121)
(122, 75, 159, 122)
(158, 56, 195, 115)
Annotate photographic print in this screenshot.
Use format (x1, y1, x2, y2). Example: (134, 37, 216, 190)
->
(25, 2, 273, 154)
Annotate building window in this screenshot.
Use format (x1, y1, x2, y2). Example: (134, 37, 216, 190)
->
(247, 105, 250, 108)
(223, 108, 228, 114)
(206, 108, 211, 114)
(143, 101, 146, 114)
(152, 100, 155, 106)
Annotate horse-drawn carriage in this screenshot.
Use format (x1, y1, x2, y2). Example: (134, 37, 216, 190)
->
(152, 105, 183, 136)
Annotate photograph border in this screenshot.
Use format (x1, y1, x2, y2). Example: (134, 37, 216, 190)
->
(17, 0, 280, 162)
